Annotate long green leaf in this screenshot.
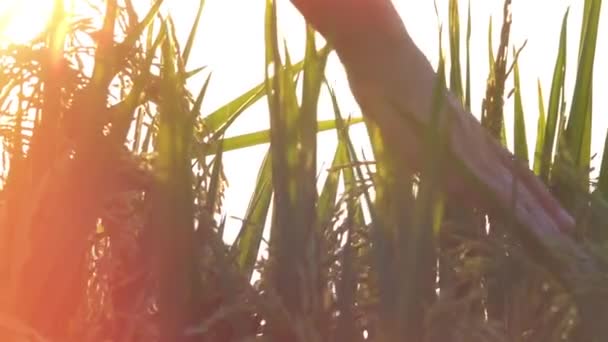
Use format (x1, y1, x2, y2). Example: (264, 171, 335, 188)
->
(316, 142, 345, 228)
(533, 79, 547, 175)
(563, 0, 601, 184)
(204, 117, 363, 154)
(448, 0, 463, 100)
(512, 47, 529, 164)
(465, 0, 472, 110)
(203, 46, 329, 134)
(540, 9, 569, 181)
(234, 150, 273, 279)
(597, 132, 608, 197)
(182, 0, 206, 65)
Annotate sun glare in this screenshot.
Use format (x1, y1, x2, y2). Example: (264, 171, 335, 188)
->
(0, 0, 55, 45)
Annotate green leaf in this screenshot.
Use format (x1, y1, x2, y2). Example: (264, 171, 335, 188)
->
(465, 0, 472, 110)
(533, 79, 547, 175)
(597, 132, 608, 198)
(202, 48, 328, 135)
(234, 150, 273, 279)
(182, 0, 206, 65)
(206, 141, 224, 215)
(203, 117, 363, 155)
(563, 0, 601, 184)
(540, 9, 569, 181)
(448, 0, 463, 100)
(512, 47, 529, 164)
(316, 142, 345, 228)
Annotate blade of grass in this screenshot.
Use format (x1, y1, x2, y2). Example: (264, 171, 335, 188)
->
(597, 132, 608, 197)
(182, 0, 206, 65)
(563, 0, 601, 185)
(512, 47, 529, 164)
(464, 0, 472, 110)
(316, 141, 345, 228)
(540, 9, 569, 181)
(206, 141, 224, 216)
(203, 46, 329, 134)
(533, 79, 547, 175)
(204, 117, 363, 155)
(234, 150, 273, 279)
(448, 0, 463, 101)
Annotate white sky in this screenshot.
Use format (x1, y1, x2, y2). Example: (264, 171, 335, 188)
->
(1, 0, 607, 235)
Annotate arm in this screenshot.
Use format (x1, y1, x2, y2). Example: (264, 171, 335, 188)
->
(289, 0, 599, 287)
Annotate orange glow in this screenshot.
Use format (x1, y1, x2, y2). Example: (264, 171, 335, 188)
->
(0, 0, 55, 45)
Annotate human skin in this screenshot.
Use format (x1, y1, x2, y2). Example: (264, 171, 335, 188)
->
(288, 0, 574, 236)
(283, 1, 608, 294)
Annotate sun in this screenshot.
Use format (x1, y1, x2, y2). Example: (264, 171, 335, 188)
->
(0, 0, 55, 45)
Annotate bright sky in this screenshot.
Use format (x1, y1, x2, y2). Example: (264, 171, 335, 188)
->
(1, 0, 607, 237)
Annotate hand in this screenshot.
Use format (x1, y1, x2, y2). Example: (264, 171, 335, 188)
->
(289, 0, 573, 236)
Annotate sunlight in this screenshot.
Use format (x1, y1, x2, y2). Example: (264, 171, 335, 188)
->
(0, 0, 56, 45)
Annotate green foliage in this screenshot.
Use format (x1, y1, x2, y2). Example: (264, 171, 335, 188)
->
(0, 0, 607, 341)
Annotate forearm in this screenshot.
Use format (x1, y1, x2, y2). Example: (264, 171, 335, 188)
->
(289, 0, 574, 233)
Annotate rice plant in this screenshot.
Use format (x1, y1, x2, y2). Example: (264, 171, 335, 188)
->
(0, 0, 606, 341)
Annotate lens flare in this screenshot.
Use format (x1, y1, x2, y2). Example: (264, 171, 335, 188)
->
(0, 0, 55, 45)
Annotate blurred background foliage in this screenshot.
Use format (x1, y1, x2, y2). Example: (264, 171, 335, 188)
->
(0, 0, 607, 341)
